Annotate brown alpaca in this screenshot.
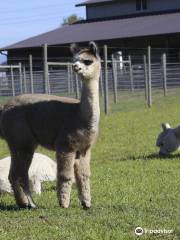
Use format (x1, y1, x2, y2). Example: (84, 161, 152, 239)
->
(0, 42, 101, 209)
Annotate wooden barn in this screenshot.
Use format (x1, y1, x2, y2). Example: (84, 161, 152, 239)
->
(1, 0, 180, 65)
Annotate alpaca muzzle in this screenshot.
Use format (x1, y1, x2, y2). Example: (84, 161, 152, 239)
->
(72, 63, 82, 73)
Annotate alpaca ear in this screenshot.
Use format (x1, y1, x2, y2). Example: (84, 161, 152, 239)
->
(89, 41, 98, 56)
(162, 123, 171, 131)
(70, 43, 80, 55)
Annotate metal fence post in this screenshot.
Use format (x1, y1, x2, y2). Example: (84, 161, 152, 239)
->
(70, 65, 74, 94)
(43, 44, 49, 94)
(23, 65, 27, 93)
(162, 53, 167, 96)
(128, 55, 134, 91)
(75, 73, 80, 99)
(29, 55, 34, 94)
(103, 45, 109, 114)
(147, 46, 152, 107)
(10, 66, 15, 96)
(111, 55, 118, 103)
(143, 55, 148, 101)
(99, 69, 104, 97)
(19, 62, 23, 94)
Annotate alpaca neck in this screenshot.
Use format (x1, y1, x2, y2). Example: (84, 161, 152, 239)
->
(80, 77, 100, 132)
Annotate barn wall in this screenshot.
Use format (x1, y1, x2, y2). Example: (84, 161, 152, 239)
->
(87, 0, 180, 20)
(6, 34, 180, 68)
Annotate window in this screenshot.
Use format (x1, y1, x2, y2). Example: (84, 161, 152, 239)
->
(136, 0, 147, 11)
(136, 0, 141, 11)
(142, 0, 147, 10)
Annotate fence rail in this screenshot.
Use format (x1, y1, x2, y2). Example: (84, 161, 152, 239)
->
(0, 46, 180, 113)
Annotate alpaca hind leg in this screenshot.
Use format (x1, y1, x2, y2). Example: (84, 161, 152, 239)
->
(8, 150, 36, 209)
(74, 149, 91, 209)
(56, 151, 75, 208)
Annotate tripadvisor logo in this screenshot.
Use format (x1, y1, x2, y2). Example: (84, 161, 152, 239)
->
(134, 227, 173, 236)
(135, 227, 144, 236)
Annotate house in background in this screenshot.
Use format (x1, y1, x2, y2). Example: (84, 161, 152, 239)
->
(1, 0, 180, 65)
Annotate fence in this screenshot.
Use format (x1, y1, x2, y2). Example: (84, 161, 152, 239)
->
(0, 45, 180, 114)
(0, 63, 22, 96)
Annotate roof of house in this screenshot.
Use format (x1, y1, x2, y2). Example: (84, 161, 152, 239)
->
(76, 0, 113, 7)
(1, 12, 180, 51)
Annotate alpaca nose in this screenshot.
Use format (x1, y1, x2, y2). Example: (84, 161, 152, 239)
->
(72, 63, 82, 72)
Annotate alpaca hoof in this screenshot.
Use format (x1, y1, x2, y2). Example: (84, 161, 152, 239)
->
(27, 197, 37, 209)
(59, 200, 70, 209)
(82, 201, 91, 210)
(60, 203, 69, 209)
(18, 204, 29, 209)
(17, 199, 37, 210)
(18, 202, 37, 210)
(28, 202, 37, 209)
(18, 203, 30, 209)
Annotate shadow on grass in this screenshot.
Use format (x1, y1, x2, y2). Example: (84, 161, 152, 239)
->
(0, 203, 41, 211)
(120, 152, 180, 161)
(0, 203, 19, 211)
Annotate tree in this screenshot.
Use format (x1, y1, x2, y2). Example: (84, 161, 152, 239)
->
(61, 14, 83, 26)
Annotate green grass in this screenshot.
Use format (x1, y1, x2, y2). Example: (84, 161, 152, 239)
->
(0, 91, 180, 240)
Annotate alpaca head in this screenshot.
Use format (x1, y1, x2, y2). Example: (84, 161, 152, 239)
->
(70, 41, 101, 81)
(156, 123, 180, 156)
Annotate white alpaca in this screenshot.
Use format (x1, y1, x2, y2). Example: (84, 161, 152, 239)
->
(0, 153, 56, 194)
(156, 123, 180, 156)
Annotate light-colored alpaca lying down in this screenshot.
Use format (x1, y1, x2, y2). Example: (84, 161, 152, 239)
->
(156, 123, 180, 156)
(0, 153, 56, 194)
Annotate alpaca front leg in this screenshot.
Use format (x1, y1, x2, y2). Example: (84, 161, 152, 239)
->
(74, 149, 91, 209)
(56, 152, 75, 208)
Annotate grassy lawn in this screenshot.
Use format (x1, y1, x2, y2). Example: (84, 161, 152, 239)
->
(0, 91, 180, 240)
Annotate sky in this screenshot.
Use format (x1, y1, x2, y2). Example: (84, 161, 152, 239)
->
(0, 0, 85, 50)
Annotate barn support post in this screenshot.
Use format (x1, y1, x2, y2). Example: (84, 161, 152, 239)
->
(23, 65, 27, 93)
(143, 55, 148, 101)
(67, 63, 71, 95)
(10, 66, 15, 96)
(111, 54, 118, 103)
(29, 54, 34, 94)
(162, 53, 167, 96)
(103, 45, 109, 114)
(43, 43, 49, 94)
(18, 62, 23, 94)
(147, 46, 152, 107)
(128, 55, 134, 92)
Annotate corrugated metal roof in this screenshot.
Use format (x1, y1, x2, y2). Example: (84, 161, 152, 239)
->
(1, 12, 180, 51)
(76, 0, 113, 7)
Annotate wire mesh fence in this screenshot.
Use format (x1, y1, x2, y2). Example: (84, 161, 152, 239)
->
(0, 46, 180, 113)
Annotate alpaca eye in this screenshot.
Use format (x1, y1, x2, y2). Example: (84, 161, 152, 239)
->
(83, 60, 93, 66)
